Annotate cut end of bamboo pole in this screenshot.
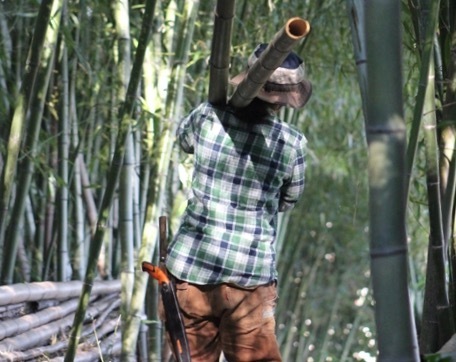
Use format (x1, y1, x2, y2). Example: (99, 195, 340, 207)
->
(285, 17, 310, 39)
(229, 17, 311, 109)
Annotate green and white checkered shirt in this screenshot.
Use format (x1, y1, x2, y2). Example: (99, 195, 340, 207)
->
(166, 102, 307, 287)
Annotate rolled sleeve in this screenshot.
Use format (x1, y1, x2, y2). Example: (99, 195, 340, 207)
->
(279, 135, 307, 212)
(177, 110, 196, 154)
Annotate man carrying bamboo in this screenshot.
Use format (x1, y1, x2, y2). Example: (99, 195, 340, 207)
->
(164, 43, 312, 361)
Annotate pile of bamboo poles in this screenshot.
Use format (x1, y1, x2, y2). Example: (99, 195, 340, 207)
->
(0, 280, 121, 361)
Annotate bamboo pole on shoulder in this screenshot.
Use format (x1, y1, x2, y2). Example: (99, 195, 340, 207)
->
(207, 0, 235, 106)
(229, 17, 310, 108)
(364, 1, 419, 360)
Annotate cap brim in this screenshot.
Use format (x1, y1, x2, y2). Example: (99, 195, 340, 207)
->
(229, 72, 312, 109)
(257, 80, 312, 109)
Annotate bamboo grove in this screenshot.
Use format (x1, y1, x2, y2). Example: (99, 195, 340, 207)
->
(0, 0, 456, 361)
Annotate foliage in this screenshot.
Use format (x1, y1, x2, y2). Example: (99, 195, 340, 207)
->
(0, 0, 452, 360)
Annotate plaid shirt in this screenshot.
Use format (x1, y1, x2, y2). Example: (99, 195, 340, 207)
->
(166, 102, 307, 287)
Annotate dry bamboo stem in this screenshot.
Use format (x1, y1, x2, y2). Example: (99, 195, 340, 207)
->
(0, 294, 118, 353)
(51, 340, 122, 362)
(81, 315, 121, 347)
(81, 298, 121, 337)
(0, 279, 120, 306)
(0, 297, 87, 340)
(0, 301, 121, 361)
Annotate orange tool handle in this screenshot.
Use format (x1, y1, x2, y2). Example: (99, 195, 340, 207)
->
(142, 261, 170, 284)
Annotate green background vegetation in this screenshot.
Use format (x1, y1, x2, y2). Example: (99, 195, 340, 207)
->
(0, 0, 454, 361)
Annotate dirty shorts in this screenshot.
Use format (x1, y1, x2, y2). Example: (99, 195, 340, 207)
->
(160, 277, 282, 362)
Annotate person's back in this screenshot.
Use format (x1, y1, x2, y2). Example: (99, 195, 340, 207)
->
(167, 101, 307, 287)
(162, 43, 312, 362)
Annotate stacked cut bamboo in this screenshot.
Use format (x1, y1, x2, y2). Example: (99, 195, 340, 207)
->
(0, 280, 121, 361)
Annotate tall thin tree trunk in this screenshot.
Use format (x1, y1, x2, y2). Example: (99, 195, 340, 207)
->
(364, 0, 420, 360)
(419, 53, 454, 354)
(346, 0, 368, 131)
(405, 0, 441, 200)
(57, 2, 71, 281)
(1, 0, 64, 284)
(439, 0, 456, 322)
(111, 0, 137, 354)
(0, 0, 55, 270)
(67, 3, 85, 280)
(122, 1, 200, 359)
(64, 1, 157, 359)
(0, 2, 11, 122)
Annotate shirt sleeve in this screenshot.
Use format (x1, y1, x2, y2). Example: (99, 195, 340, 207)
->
(176, 107, 198, 154)
(279, 135, 307, 212)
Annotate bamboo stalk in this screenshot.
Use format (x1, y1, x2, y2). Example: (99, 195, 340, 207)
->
(68, 10, 85, 280)
(318, 292, 341, 362)
(440, 35, 456, 343)
(120, 133, 135, 319)
(278, 250, 324, 360)
(24, 196, 36, 250)
(43, 167, 57, 281)
(71, 154, 85, 280)
(78, 157, 98, 233)
(420, 53, 453, 353)
(141, 36, 161, 360)
(65, 0, 157, 359)
(58, 1, 71, 281)
(1, 0, 64, 284)
(340, 312, 363, 362)
(121, 1, 200, 359)
(229, 17, 310, 108)
(405, 0, 441, 200)
(31, 176, 47, 282)
(207, 0, 236, 105)
(346, 0, 368, 133)
(365, 0, 420, 360)
(15, 229, 30, 281)
(0, 3, 11, 123)
(439, 2, 456, 244)
(112, 0, 136, 342)
(0, 0, 55, 265)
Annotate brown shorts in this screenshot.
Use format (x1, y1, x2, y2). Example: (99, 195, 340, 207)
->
(160, 279, 282, 362)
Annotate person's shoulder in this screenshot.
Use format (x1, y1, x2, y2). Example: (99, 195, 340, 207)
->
(191, 102, 231, 116)
(189, 102, 212, 114)
(274, 117, 305, 139)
